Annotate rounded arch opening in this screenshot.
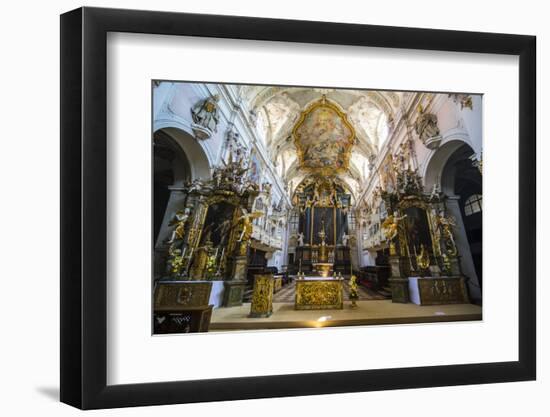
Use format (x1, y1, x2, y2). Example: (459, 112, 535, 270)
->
(153, 127, 212, 245)
(425, 140, 483, 298)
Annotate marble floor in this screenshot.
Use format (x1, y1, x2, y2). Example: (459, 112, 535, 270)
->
(209, 300, 482, 331)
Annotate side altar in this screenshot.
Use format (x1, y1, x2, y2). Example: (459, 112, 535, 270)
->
(375, 159, 472, 304)
(295, 277, 344, 310)
(155, 147, 273, 308)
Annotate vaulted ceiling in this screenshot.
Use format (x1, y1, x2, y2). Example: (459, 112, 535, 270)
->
(239, 86, 407, 200)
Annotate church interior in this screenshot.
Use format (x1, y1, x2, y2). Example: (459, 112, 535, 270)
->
(152, 81, 483, 334)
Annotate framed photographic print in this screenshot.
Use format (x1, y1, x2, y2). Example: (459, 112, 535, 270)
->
(60, 6, 536, 410)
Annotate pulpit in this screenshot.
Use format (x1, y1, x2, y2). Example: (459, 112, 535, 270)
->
(153, 281, 214, 333)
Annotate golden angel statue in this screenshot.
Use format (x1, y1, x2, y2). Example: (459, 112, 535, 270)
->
(166, 208, 191, 244)
(235, 208, 263, 255)
(381, 211, 407, 255)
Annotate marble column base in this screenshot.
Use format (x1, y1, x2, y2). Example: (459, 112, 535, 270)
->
(388, 255, 402, 278)
(448, 256, 462, 276)
(231, 255, 248, 281)
(389, 278, 410, 303)
(222, 280, 247, 307)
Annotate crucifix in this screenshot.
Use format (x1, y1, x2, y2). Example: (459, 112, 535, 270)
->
(318, 220, 327, 245)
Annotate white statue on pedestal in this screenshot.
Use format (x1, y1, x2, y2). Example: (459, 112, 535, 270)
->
(342, 233, 349, 247)
(297, 232, 304, 247)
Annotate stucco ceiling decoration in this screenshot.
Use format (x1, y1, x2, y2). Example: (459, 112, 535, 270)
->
(292, 96, 356, 176)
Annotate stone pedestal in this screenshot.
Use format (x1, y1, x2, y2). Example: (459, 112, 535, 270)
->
(388, 255, 409, 303)
(231, 255, 248, 281)
(389, 278, 410, 303)
(222, 254, 249, 307)
(448, 256, 462, 276)
(388, 255, 402, 279)
(222, 280, 247, 307)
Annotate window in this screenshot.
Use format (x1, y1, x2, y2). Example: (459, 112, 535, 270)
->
(289, 209, 299, 233)
(464, 194, 482, 216)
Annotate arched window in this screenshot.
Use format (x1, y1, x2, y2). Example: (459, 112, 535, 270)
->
(464, 194, 482, 216)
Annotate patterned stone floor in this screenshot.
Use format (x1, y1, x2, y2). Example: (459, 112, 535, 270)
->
(272, 280, 391, 303)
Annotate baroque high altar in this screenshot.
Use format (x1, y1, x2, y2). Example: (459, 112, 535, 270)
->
(292, 176, 353, 277)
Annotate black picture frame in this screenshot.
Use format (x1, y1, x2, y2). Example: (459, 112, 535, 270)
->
(60, 6, 536, 410)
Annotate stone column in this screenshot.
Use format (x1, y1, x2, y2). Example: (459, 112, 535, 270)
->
(445, 196, 481, 301)
(388, 255, 409, 303)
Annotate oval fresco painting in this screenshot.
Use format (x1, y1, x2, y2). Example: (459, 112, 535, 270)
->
(292, 98, 355, 174)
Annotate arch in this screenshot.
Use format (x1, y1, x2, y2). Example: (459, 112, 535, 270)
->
(422, 138, 469, 192)
(152, 126, 212, 248)
(423, 138, 482, 301)
(153, 124, 212, 181)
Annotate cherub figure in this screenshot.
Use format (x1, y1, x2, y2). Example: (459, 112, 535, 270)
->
(297, 232, 305, 247)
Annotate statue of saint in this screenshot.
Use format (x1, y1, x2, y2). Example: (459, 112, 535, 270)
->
(429, 183, 441, 201)
(435, 211, 458, 255)
(414, 105, 441, 143)
(191, 95, 220, 133)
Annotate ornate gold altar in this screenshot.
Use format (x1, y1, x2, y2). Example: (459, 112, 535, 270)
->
(158, 148, 273, 307)
(295, 279, 343, 310)
(375, 156, 468, 303)
(249, 274, 275, 318)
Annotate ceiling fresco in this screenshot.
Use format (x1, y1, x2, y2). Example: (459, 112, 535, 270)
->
(292, 97, 356, 175)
